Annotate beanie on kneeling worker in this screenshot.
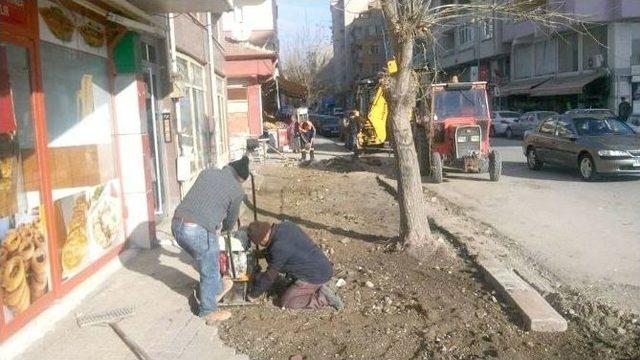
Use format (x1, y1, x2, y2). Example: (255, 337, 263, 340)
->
(229, 156, 250, 181)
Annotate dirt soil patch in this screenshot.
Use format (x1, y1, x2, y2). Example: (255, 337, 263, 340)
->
(220, 161, 639, 360)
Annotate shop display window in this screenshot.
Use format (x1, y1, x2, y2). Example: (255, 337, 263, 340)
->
(1, 43, 51, 322)
(40, 41, 124, 281)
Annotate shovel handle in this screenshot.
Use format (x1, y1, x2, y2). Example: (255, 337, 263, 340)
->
(109, 322, 152, 360)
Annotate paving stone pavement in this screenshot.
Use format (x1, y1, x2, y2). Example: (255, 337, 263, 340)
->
(18, 226, 249, 360)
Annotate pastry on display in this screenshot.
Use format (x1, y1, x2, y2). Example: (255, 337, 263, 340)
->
(61, 197, 89, 272)
(90, 197, 120, 249)
(1, 219, 49, 314)
(39, 6, 75, 42)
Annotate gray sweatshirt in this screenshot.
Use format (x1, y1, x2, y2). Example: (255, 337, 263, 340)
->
(174, 166, 245, 233)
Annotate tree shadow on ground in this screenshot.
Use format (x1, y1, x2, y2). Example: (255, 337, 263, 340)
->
(245, 197, 393, 245)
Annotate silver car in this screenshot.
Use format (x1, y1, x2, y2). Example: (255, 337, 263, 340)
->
(506, 111, 558, 139)
(523, 114, 640, 181)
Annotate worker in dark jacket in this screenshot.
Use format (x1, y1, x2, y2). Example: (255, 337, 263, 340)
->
(247, 221, 344, 310)
(171, 156, 250, 325)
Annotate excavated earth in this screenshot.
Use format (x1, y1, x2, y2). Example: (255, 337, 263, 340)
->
(219, 158, 640, 360)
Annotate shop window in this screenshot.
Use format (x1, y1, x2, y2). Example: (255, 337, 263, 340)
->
(176, 54, 211, 176)
(40, 41, 124, 282)
(481, 20, 494, 40)
(1, 43, 52, 321)
(558, 33, 579, 73)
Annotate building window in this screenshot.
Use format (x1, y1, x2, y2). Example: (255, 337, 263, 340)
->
(216, 76, 228, 157)
(457, 24, 474, 47)
(227, 80, 249, 114)
(441, 29, 455, 51)
(558, 32, 579, 73)
(177, 55, 210, 174)
(632, 39, 640, 66)
(481, 20, 493, 40)
(534, 39, 556, 76)
(582, 26, 608, 70)
(513, 43, 533, 79)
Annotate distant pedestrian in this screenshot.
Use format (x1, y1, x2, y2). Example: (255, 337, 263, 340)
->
(618, 97, 632, 122)
(299, 119, 316, 160)
(171, 156, 250, 325)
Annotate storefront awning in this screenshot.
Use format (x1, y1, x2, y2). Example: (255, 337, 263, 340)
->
(126, 0, 233, 13)
(530, 72, 604, 97)
(496, 77, 551, 97)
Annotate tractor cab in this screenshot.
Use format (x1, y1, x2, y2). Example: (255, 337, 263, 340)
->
(429, 81, 501, 182)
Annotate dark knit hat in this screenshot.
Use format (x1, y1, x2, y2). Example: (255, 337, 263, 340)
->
(229, 156, 250, 181)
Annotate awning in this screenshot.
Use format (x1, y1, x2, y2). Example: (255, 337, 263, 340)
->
(530, 72, 604, 97)
(496, 77, 551, 97)
(126, 0, 233, 13)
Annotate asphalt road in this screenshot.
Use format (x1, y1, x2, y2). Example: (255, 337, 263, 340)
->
(424, 137, 640, 312)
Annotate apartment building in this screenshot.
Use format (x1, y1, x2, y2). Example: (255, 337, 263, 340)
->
(431, 0, 640, 113)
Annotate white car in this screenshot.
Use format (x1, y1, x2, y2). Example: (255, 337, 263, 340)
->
(490, 111, 520, 136)
(627, 114, 640, 133)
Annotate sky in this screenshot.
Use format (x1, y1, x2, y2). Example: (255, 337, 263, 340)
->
(277, 0, 332, 53)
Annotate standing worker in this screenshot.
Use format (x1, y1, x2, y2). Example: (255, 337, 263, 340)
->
(348, 110, 363, 157)
(299, 118, 316, 161)
(171, 156, 250, 325)
(247, 221, 344, 310)
(618, 97, 632, 122)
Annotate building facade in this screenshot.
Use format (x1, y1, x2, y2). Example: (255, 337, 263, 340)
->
(0, 0, 233, 345)
(430, 0, 640, 113)
(221, 0, 278, 159)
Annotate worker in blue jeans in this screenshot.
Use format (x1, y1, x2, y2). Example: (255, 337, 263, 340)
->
(171, 156, 249, 325)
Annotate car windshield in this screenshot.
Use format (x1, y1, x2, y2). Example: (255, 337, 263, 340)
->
(573, 117, 635, 136)
(498, 112, 520, 118)
(433, 88, 489, 121)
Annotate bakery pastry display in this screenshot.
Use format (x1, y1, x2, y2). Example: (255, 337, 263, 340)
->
(61, 197, 89, 273)
(1, 220, 49, 314)
(90, 196, 120, 249)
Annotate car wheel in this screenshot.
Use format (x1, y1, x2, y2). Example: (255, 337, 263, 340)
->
(526, 147, 543, 170)
(579, 154, 598, 182)
(431, 152, 443, 184)
(505, 127, 513, 139)
(489, 150, 502, 181)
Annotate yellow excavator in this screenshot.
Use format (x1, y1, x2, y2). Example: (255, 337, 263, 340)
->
(354, 60, 397, 149)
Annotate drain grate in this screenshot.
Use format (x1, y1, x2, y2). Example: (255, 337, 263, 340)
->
(76, 306, 135, 327)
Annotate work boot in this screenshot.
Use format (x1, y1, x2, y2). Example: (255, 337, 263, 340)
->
(204, 310, 232, 326)
(310, 149, 315, 161)
(216, 277, 234, 302)
(320, 285, 344, 310)
(301, 151, 307, 161)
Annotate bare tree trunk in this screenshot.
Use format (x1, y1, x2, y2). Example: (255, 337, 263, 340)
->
(382, 31, 434, 254)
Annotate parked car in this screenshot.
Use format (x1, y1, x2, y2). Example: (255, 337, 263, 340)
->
(627, 114, 640, 133)
(490, 111, 520, 137)
(564, 108, 615, 118)
(506, 111, 557, 139)
(523, 114, 640, 181)
(317, 116, 342, 137)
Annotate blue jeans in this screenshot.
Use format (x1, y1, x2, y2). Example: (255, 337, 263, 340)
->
(171, 219, 221, 316)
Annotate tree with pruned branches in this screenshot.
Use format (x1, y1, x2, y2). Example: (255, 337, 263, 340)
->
(378, 0, 589, 257)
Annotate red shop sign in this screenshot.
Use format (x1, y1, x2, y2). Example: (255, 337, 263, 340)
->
(0, 0, 27, 27)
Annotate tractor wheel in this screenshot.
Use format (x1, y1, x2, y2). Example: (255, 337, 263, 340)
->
(489, 150, 502, 182)
(431, 152, 443, 184)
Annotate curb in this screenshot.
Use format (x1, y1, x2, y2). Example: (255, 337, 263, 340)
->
(375, 175, 567, 332)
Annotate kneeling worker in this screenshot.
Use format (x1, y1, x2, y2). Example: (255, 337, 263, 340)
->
(247, 221, 344, 310)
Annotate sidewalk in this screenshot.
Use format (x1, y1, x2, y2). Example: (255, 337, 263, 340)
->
(15, 221, 248, 360)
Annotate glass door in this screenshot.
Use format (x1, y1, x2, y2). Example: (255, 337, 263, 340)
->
(0, 41, 52, 322)
(142, 68, 164, 214)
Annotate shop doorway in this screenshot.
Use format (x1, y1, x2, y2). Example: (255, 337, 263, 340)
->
(142, 65, 164, 215)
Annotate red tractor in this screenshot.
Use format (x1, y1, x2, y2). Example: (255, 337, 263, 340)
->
(417, 81, 501, 183)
